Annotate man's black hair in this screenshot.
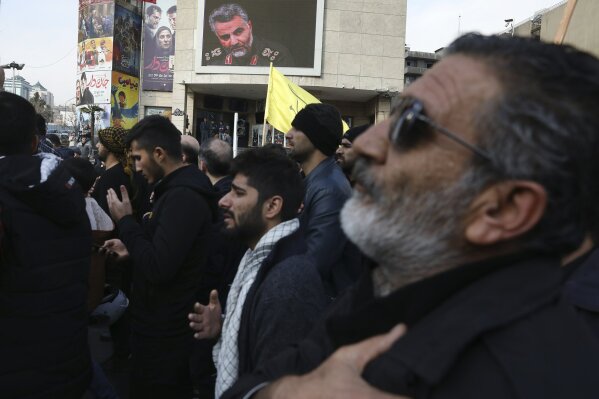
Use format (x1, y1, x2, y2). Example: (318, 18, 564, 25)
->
(230, 145, 303, 222)
(167, 5, 176, 14)
(0, 91, 37, 155)
(125, 115, 182, 160)
(35, 114, 47, 136)
(118, 91, 126, 99)
(46, 134, 62, 147)
(446, 33, 599, 254)
(199, 138, 232, 177)
(62, 157, 97, 193)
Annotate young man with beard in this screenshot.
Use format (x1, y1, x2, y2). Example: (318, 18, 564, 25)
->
(93, 127, 149, 221)
(188, 146, 327, 398)
(286, 103, 364, 298)
(0, 92, 92, 398)
(102, 115, 218, 398)
(335, 124, 370, 184)
(223, 34, 599, 399)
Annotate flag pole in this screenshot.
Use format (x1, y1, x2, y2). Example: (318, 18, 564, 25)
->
(262, 63, 274, 147)
(554, 0, 578, 44)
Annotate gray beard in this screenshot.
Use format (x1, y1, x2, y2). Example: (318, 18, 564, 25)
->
(340, 159, 479, 296)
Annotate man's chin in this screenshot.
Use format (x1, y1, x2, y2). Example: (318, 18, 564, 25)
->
(232, 48, 248, 58)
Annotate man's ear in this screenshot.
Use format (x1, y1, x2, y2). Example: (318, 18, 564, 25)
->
(263, 195, 283, 221)
(199, 159, 207, 173)
(31, 135, 40, 154)
(465, 180, 547, 246)
(153, 146, 166, 163)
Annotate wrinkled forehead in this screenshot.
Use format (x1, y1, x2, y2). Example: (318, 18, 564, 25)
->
(400, 55, 502, 127)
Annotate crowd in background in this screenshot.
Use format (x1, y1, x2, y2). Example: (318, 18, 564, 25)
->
(2, 33, 599, 399)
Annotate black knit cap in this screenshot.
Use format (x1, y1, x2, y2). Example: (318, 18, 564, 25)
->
(291, 103, 342, 156)
(343, 124, 370, 142)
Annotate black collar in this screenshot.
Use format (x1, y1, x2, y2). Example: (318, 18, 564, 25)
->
(326, 252, 563, 384)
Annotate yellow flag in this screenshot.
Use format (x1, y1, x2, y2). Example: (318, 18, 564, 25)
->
(265, 64, 349, 135)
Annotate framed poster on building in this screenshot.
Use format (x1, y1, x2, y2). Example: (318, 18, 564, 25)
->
(142, 0, 177, 91)
(196, 0, 324, 76)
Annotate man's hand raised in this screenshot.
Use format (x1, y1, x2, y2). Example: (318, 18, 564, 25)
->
(188, 289, 223, 339)
(107, 185, 133, 222)
(256, 324, 409, 399)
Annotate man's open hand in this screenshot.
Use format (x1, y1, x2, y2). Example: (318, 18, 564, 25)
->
(188, 289, 223, 339)
(256, 324, 409, 399)
(107, 185, 133, 222)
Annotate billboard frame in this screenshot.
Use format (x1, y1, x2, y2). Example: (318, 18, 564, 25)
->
(194, 0, 324, 76)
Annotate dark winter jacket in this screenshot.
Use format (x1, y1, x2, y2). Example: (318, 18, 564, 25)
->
(224, 253, 599, 399)
(300, 157, 365, 297)
(236, 228, 328, 376)
(117, 164, 218, 338)
(0, 153, 92, 399)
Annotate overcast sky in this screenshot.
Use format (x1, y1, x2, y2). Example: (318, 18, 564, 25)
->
(0, 0, 563, 105)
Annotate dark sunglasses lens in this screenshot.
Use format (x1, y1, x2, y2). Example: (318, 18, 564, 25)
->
(391, 106, 433, 150)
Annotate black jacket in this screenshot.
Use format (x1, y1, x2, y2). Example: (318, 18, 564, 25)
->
(0, 154, 92, 399)
(299, 157, 365, 297)
(92, 162, 150, 223)
(117, 165, 218, 338)
(224, 253, 599, 399)
(236, 228, 329, 376)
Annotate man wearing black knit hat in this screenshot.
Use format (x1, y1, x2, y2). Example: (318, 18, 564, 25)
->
(286, 103, 365, 298)
(336, 124, 370, 184)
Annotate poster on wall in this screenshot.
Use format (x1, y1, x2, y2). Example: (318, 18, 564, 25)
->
(196, 0, 323, 76)
(111, 72, 140, 128)
(113, 5, 142, 76)
(144, 106, 172, 119)
(78, 37, 114, 73)
(142, 0, 176, 91)
(78, 0, 115, 42)
(76, 104, 111, 136)
(76, 70, 112, 106)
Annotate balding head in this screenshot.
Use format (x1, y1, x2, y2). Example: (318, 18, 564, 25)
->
(181, 134, 200, 166)
(199, 138, 232, 178)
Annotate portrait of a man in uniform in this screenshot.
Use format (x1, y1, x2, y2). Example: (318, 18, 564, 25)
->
(204, 3, 295, 66)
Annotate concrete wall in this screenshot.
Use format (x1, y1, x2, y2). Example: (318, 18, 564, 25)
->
(540, 0, 599, 58)
(141, 0, 407, 132)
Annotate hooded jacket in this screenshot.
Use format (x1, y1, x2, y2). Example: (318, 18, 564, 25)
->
(0, 153, 92, 399)
(116, 164, 218, 337)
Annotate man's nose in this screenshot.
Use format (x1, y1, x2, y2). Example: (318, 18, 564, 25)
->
(352, 120, 390, 164)
(230, 35, 240, 46)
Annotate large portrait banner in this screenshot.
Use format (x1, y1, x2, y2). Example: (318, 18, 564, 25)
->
(78, 37, 114, 73)
(76, 70, 112, 106)
(114, 5, 142, 76)
(78, 0, 115, 42)
(196, 0, 323, 75)
(142, 0, 177, 91)
(111, 72, 140, 128)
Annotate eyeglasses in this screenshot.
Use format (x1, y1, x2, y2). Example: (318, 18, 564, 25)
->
(389, 98, 492, 161)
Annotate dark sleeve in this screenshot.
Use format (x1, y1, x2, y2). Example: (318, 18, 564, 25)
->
(91, 175, 111, 215)
(251, 256, 327, 370)
(222, 277, 363, 399)
(303, 188, 348, 279)
(116, 188, 210, 284)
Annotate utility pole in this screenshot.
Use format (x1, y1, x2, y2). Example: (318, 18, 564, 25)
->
(1, 62, 25, 95)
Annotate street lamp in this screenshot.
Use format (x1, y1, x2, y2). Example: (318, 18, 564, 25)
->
(1, 61, 25, 94)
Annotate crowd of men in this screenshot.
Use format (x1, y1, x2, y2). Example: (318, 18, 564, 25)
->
(1, 33, 599, 399)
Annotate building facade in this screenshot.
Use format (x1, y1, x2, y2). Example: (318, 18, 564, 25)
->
(140, 0, 407, 145)
(404, 48, 442, 87)
(3, 75, 33, 100)
(512, 0, 599, 58)
(31, 82, 55, 108)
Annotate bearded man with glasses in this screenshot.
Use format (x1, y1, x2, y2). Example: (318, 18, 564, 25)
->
(222, 33, 599, 399)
